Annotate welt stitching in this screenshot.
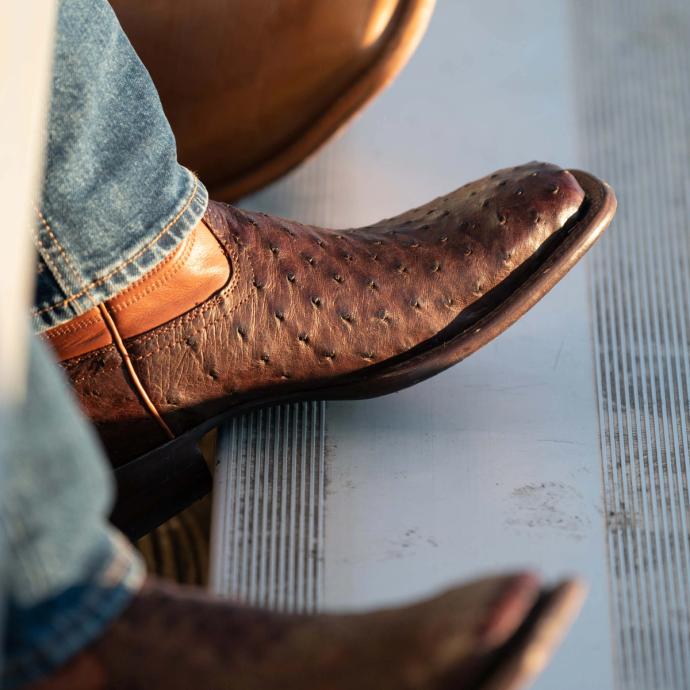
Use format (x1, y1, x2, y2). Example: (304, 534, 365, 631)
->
(70, 363, 120, 384)
(132, 245, 246, 348)
(130, 236, 249, 348)
(108, 227, 197, 313)
(133, 278, 255, 362)
(61, 343, 119, 367)
(131, 244, 254, 360)
(43, 313, 103, 339)
(32, 176, 200, 316)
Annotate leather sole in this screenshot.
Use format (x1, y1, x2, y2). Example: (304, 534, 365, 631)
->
(113, 170, 615, 538)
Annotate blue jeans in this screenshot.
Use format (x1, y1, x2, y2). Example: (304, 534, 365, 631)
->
(1, 0, 208, 686)
(0, 338, 144, 689)
(32, 0, 207, 333)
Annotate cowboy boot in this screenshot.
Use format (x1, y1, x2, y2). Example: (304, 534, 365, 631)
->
(44, 162, 616, 535)
(110, 0, 435, 200)
(27, 573, 585, 690)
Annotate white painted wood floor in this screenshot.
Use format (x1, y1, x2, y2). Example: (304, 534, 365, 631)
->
(211, 2, 690, 688)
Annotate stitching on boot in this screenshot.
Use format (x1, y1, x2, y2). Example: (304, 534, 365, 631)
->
(108, 227, 198, 312)
(130, 237, 252, 353)
(32, 176, 201, 315)
(98, 303, 175, 440)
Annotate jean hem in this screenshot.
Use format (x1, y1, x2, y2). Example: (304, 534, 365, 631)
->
(33, 169, 209, 332)
(1, 532, 145, 690)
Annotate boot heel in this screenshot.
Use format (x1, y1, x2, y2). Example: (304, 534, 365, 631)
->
(111, 437, 212, 541)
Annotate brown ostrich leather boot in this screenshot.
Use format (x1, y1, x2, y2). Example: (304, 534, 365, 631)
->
(27, 573, 585, 690)
(44, 162, 616, 535)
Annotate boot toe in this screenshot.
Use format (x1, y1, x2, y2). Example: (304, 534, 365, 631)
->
(427, 161, 586, 298)
(467, 161, 586, 269)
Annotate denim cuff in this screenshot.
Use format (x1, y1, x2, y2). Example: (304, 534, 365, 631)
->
(33, 169, 209, 332)
(2, 530, 144, 690)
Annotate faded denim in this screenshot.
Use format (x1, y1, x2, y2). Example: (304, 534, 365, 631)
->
(32, 0, 208, 332)
(0, 336, 144, 689)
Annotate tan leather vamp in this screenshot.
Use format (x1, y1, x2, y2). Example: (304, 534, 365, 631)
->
(43, 310, 113, 363)
(44, 222, 230, 361)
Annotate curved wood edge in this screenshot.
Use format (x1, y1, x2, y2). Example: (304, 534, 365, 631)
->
(210, 0, 437, 202)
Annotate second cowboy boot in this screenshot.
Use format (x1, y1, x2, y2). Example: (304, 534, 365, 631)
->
(28, 573, 584, 690)
(45, 162, 616, 534)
